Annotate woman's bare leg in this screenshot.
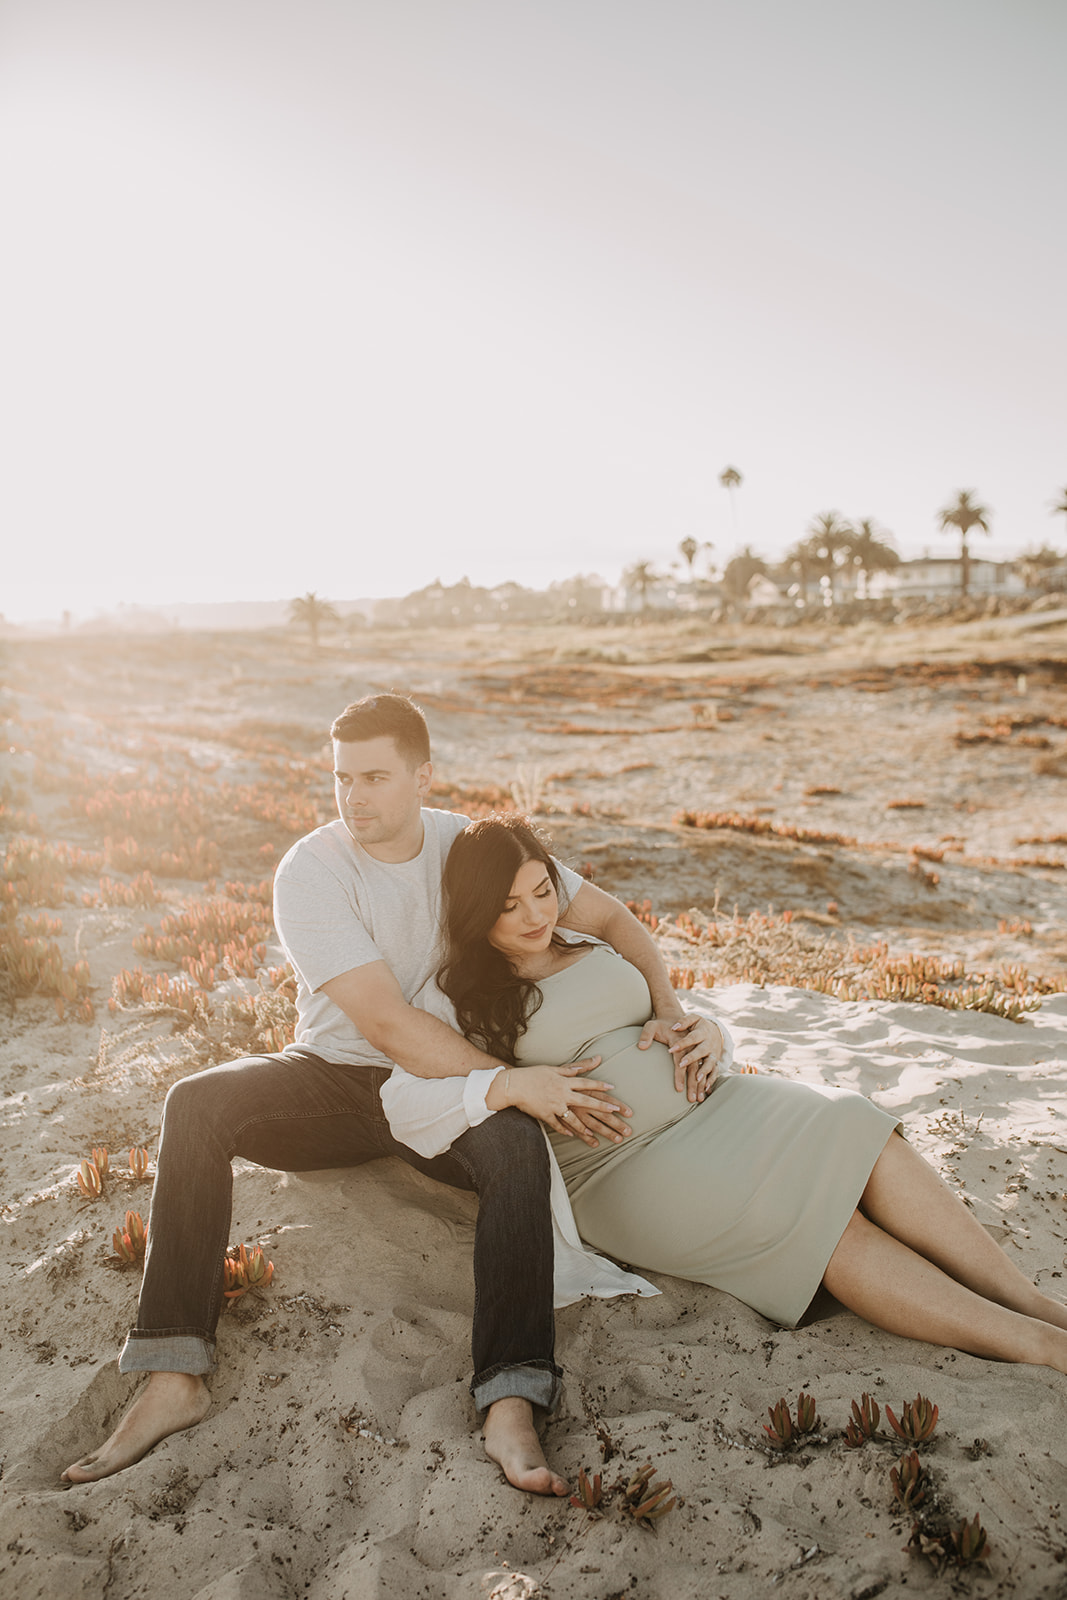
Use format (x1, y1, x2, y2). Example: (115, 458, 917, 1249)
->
(824, 1209, 1067, 1369)
(859, 1133, 1067, 1330)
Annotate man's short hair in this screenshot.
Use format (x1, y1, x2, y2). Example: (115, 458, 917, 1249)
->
(330, 694, 431, 767)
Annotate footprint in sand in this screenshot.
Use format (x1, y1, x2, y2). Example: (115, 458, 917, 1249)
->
(362, 1302, 468, 1417)
(368, 1301, 456, 1366)
(6, 1362, 130, 1491)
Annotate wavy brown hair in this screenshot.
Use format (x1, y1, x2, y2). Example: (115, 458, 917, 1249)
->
(439, 813, 577, 1064)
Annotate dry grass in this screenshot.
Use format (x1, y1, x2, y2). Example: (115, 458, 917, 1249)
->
(658, 905, 1062, 1021)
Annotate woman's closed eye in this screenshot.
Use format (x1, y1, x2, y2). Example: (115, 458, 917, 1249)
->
(502, 886, 553, 915)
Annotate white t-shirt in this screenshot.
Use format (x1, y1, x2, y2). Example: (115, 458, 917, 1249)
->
(273, 808, 584, 1068)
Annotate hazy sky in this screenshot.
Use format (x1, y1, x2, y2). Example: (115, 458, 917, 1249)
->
(2, 0, 1065, 622)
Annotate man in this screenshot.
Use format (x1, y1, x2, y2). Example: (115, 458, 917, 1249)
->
(63, 694, 720, 1493)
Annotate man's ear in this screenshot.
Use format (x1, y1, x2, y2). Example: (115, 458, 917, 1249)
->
(416, 760, 433, 799)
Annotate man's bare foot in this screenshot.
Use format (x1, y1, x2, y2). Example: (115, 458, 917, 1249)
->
(61, 1372, 211, 1484)
(482, 1396, 568, 1496)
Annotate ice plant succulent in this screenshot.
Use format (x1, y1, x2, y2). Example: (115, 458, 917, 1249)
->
(886, 1394, 939, 1445)
(76, 1159, 103, 1200)
(620, 1463, 677, 1529)
(128, 1146, 150, 1180)
(951, 1513, 990, 1567)
(843, 1392, 881, 1447)
(112, 1210, 147, 1265)
(890, 1450, 927, 1511)
(222, 1243, 275, 1305)
(795, 1391, 820, 1435)
(569, 1468, 604, 1513)
(762, 1398, 795, 1449)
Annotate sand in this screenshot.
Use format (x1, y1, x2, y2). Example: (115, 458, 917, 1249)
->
(2, 614, 1067, 1598)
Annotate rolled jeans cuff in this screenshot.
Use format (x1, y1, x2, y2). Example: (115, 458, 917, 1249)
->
(119, 1332, 217, 1376)
(472, 1361, 562, 1416)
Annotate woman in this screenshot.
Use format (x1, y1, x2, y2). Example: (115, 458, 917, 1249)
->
(388, 814, 1067, 1370)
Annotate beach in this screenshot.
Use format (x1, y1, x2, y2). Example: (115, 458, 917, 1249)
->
(2, 613, 1067, 1598)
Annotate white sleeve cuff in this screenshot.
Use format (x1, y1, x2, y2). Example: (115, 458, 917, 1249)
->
(463, 1066, 506, 1127)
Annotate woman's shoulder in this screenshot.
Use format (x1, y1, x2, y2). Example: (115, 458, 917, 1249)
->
(554, 927, 612, 951)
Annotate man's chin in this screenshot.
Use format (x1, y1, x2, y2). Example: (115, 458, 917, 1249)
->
(343, 818, 379, 842)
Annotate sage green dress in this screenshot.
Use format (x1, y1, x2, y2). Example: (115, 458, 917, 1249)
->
(515, 947, 900, 1328)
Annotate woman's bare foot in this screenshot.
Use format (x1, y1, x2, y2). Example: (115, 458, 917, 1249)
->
(61, 1372, 211, 1484)
(482, 1396, 568, 1496)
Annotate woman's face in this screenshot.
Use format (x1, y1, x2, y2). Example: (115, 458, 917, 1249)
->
(487, 856, 559, 963)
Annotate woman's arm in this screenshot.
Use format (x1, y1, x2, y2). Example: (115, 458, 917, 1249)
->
(558, 881, 730, 1103)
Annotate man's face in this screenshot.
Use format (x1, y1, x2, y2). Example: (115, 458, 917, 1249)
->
(332, 736, 431, 860)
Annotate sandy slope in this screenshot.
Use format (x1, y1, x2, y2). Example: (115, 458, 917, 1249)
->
(2, 620, 1067, 1598)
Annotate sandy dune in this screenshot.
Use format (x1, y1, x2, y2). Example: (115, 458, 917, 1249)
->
(2, 617, 1067, 1597)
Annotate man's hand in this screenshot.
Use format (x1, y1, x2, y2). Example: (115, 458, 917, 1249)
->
(638, 1013, 726, 1102)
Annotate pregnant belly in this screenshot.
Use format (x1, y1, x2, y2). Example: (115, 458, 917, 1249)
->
(582, 1026, 694, 1142)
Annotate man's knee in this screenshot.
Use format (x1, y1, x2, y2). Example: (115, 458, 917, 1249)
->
(161, 1055, 266, 1137)
(160, 1071, 218, 1138)
(459, 1108, 549, 1183)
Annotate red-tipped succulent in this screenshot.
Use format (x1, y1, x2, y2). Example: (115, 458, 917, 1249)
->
(620, 1463, 676, 1529)
(112, 1210, 148, 1265)
(951, 1513, 990, 1567)
(795, 1392, 820, 1435)
(890, 1450, 927, 1511)
(569, 1467, 604, 1512)
(763, 1398, 794, 1449)
(843, 1392, 881, 1447)
(76, 1159, 103, 1200)
(222, 1243, 275, 1305)
(886, 1395, 939, 1445)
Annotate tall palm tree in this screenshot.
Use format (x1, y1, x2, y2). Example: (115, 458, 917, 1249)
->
(288, 591, 340, 649)
(937, 490, 991, 596)
(719, 465, 742, 535)
(844, 519, 900, 597)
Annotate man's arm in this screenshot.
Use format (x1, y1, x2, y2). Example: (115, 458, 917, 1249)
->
(320, 961, 508, 1078)
(321, 960, 624, 1148)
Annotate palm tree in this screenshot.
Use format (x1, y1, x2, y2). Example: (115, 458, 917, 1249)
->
(622, 561, 658, 612)
(794, 511, 853, 604)
(937, 490, 991, 596)
(678, 537, 699, 578)
(843, 519, 900, 598)
(719, 466, 742, 536)
(721, 546, 767, 606)
(1051, 487, 1067, 542)
(783, 539, 815, 605)
(288, 591, 340, 649)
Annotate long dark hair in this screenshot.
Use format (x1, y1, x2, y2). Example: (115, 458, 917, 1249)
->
(439, 813, 573, 1064)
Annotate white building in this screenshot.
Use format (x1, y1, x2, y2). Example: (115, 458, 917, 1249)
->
(868, 557, 1024, 600)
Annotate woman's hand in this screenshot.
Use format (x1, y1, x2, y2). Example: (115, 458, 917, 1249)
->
(488, 1058, 633, 1147)
(638, 1013, 727, 1103)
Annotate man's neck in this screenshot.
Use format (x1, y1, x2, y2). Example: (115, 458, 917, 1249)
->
(358, 814, 426, 864)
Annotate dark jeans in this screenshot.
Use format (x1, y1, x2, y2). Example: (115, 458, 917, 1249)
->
(119, 1049, 561, 1412)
